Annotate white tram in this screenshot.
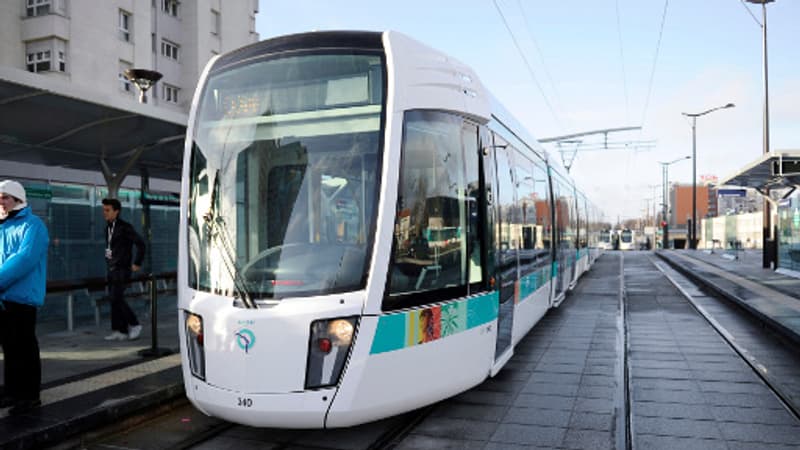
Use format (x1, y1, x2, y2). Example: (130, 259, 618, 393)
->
(618, 228, 636, 251)
(178, 31, 604, 428)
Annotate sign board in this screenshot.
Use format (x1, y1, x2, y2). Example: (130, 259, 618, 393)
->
(25, 187, 52, 200)
(717, 189, 746, 197)
(700, 174, 718, 184)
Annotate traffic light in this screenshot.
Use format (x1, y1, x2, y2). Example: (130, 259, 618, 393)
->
(660, 221, 667, 228)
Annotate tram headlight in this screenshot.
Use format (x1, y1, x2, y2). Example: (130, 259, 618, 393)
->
(184, 311, 206, 380)
(328, 319, 354, 345)
(305, 316, 358, 389)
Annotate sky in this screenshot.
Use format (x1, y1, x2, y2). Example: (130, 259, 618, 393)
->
(257, 0, 800, 224)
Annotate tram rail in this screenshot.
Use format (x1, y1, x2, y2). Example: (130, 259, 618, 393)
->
(652, 256, 800, 423)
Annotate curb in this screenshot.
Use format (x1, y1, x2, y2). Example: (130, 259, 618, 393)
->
(0, 367, 184, 450)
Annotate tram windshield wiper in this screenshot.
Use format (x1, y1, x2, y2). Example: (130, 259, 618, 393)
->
(203, 171, 257, 309)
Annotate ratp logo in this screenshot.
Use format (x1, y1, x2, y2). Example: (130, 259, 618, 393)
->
(235, 328, 256, 354)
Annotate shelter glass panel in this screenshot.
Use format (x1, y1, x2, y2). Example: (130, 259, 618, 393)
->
(778, 192, 800, 272)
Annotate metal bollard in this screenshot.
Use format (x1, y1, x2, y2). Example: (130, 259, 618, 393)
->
(67, 293, 74, 332)
(139, 273, 171, 357)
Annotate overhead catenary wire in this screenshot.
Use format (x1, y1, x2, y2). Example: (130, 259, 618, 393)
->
(517, 0, 569, 129)
(639, 0, 670, 130)
(615, 0, 630, 123)
(739, 0, 763, 26)
(493, 0, 565, 133)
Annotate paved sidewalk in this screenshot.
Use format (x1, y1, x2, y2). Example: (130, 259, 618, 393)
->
(656, 249, 800, 346)
(0, 308, 183, 449)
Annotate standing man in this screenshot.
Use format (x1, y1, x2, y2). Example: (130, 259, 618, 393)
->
(101, 198, 145, 341)
(0, 180, 49, 415)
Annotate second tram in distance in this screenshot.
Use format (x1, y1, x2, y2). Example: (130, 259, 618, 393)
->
(178, 30, 604, 428)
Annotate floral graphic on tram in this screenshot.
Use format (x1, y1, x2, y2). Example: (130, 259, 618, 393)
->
(441, 301, 467, 337)
(407, 306, 441, 345)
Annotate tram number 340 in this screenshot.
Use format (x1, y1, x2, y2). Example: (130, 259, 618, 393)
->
(237, 397, 253, 407)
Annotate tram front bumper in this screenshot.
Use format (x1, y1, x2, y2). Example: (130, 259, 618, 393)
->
(187, 378, 336, 428)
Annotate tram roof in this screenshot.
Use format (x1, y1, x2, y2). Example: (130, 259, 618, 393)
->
(0, 67, 187, 182)
(718, 151, 800, 192)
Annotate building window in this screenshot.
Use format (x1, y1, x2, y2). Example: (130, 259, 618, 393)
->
(161, 39, 179, 60)
(25, 39, 66, 74)
(162, 0, 178, 17)
(26, 50, 50, 73)
(26, 0, 50, 17)
(118, 61, 133, 93)
(119, 10, 132, 42)
(163, 84, 179, 103)
(211, 10, 220, 35)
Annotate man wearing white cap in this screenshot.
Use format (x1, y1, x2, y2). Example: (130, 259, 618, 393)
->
(0, 179, 49, 415)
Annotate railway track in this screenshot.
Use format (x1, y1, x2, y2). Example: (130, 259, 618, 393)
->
(65, 398, 434, 450)
(651, 255, 800, 423)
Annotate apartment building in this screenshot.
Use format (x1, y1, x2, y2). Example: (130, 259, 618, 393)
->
(0, 0, 259, 113)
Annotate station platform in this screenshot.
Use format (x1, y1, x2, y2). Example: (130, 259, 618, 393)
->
(0, 307, 184, 449)
(2, 250, 800, 449)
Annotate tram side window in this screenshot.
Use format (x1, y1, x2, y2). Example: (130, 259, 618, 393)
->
(462, 124, 483, 287)
(516, 161, 546, 277)
(532, 162, 551, 253)
(554, 175, 575, 251)
(386, 110, 475, 307)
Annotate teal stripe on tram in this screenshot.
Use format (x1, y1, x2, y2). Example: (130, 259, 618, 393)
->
(519, 266, 550, 301)
(369, 313, 406, 354)
(467, 291, 498, 328)
(370, 291, 499, 355)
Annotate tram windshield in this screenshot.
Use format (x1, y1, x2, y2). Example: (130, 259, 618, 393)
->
(620, 230, 633, 243)
(187, 52, 384, 299)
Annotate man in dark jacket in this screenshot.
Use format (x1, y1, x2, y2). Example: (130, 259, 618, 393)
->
(0, 180, 49, 415)
(101, 198, 145, 341)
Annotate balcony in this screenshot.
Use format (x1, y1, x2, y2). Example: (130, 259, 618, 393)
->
(22, 13, 70, 43)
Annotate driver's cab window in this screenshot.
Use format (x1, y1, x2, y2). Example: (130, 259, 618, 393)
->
(386, 110, 481, 309)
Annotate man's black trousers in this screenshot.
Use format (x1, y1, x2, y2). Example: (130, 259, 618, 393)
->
(0, 301, 41, 401)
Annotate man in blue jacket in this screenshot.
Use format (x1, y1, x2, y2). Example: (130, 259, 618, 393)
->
(0, 180, 49, 415)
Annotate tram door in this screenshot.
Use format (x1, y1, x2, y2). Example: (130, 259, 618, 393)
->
(491, 137, 517, 363)
(552, 177, 570, 301)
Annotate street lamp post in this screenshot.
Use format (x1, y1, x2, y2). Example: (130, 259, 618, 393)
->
(745, 0, 775, 268)
(660, 156, 690, 249)
(682, 103, 735, 250)
(123, 68, 163, 104)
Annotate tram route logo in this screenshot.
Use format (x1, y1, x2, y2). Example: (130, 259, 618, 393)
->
(235, 328, 256, 354)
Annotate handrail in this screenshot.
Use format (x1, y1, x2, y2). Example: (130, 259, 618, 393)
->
(44, 271, 178, 355)
(46, 271, 177, 294)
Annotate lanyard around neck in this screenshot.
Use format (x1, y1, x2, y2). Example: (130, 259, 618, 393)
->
(107, 220, 116, 249)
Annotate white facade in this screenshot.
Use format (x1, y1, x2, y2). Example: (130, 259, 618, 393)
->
(0, 0, 259, 114)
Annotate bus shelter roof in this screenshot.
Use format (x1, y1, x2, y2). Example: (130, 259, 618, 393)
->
(718, 151, 800, 194)
(0, 68, 187, 182)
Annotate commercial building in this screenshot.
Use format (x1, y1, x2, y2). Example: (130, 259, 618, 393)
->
(669, 183, 712, 230)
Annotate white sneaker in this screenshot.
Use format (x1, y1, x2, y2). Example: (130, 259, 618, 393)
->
(128, 325, 142, 340)
(104, 331, 128, 341)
